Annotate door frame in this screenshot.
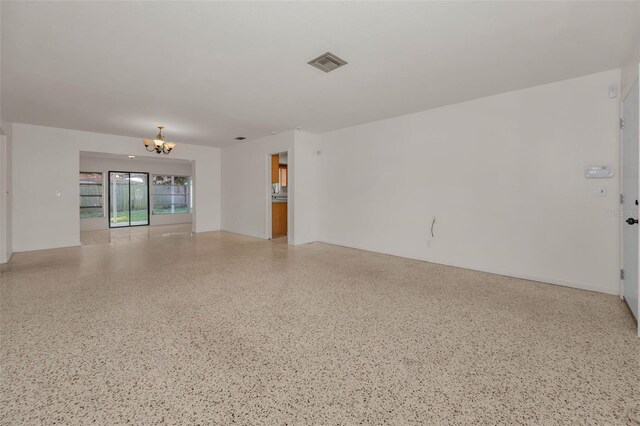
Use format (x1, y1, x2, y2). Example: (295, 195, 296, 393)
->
(107, 171, 150, 228)
(265, 149, 292, 244)
(0, 134, 8, 264)
(619, 92, 626, 301)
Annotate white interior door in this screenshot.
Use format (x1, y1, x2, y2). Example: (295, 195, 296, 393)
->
(622, 78, 639, 322)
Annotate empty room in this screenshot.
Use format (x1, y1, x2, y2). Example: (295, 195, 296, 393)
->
(1, 1, 639, 424)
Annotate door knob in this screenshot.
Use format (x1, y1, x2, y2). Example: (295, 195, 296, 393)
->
(626, 218, 639, 225)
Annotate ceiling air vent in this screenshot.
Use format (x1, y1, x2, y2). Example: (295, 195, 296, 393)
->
(308, 52, 348, 73)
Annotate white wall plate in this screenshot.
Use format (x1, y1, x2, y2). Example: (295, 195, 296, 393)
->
(584, 165, 614, 179)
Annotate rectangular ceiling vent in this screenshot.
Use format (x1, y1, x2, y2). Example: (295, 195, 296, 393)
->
(308, 52, 348, 73)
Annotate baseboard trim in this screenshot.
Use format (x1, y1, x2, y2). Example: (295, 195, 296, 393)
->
(13, 241, 81, 254)
(220, 229, 267, 240)
(193, 227, 221, 234)
(317, 239, 618, 296)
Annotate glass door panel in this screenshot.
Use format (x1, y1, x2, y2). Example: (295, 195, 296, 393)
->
(110, 172, 130, 227)
(109, 172, 149, 228)
(130, 173, 149, 226)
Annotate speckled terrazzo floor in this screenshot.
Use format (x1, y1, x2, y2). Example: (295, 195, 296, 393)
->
(1, 228, 639, 425)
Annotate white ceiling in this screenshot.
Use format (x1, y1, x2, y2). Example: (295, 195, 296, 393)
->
(2, 1, 639, 147)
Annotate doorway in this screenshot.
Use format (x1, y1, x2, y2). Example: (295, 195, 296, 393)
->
(270, 152, 288, 239)
(108, 171, 150, 228)
(622, 78, 639, 323)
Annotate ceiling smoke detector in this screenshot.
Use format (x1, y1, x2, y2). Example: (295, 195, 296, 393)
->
(308, 52, 348, 73)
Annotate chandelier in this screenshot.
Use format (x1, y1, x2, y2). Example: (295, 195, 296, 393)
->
(143, 126, 176, 155)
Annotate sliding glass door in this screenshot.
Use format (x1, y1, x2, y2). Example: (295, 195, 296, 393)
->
(108, 172, 149, 227)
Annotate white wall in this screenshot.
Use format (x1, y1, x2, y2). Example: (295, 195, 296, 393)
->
(0, 4, 10, 263)
(5, 70, 628, 297)
(222, 131, 295, 241)
(11, 124, 221, 252)
(79, 155, 193, 231)
(293, 131, 320, 245)
(220, 130, 320, 245)
(316, 70, 622, 295)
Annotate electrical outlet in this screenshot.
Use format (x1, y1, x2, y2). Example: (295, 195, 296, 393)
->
(426, 240, 431, 248)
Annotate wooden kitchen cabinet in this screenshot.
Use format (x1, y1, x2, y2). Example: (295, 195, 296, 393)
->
(271, 154, 279, 184)
(279, 165, 287, 187)
(272, 202, 287, 237)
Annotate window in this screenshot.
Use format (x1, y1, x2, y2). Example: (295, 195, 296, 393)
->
(152, 175, 191, 215)
(79, 172, 104, 218)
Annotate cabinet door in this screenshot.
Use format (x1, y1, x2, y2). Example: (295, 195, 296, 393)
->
(272, 203, 287, 236)
(271, 155, 279, 184)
